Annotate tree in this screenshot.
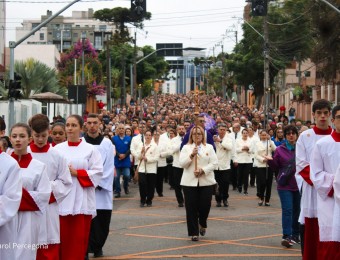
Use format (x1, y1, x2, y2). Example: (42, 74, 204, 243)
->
(58, 39, 106, 96)
(223, 0, 313, 107)
(14, 58, 62, 99)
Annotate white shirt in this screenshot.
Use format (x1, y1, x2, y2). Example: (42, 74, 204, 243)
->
(135, 142, 159, 174)
(170, 135, 184, 168)
(28, 145, 73, 245)
(0, 152, 22, 260)
(310, 134, 340, 242)
(54, 141, 103, 216)
(296, 128, 331, 223)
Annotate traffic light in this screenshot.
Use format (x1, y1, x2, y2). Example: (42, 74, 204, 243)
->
(251, 0, 268, 16)
(8, 80, 21, 100)
(131, 0, 146, 18)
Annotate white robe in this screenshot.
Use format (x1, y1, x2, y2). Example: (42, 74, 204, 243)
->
(296, 128, 330, 224)
(83, 137, 115, 210)
(0, 152, 22, 260)
(54, 141, 103, 216)
(15, 158, 51, 260)
(28, 146, 73, 245)
(310, 135, 340, 241)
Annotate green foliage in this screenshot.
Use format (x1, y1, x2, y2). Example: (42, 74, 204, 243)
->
(14, 58, 63, 99)
(93, 7, 151, 44)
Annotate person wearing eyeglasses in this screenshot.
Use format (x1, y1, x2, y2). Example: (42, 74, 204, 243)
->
(311, 105, 340, 259)
(179, 126, 218, 242)
(266, 125, 300, 248)
(295, 99, 333, 258)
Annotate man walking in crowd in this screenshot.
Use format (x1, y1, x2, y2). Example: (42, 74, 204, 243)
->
(213, 123, 234, 207)
(295, 99, 332, 258)
(170, 125, 186, 207)
(310, 105, 340, 259)
(112, 123, 131, 198)
(84, 114, 115, 258)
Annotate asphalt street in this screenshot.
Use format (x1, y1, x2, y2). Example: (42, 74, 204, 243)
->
(90, 180, 302, 260)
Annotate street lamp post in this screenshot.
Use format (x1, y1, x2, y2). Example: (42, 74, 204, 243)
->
(81, 31, 86, 86)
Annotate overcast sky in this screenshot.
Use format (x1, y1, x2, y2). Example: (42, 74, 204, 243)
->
(6, 0, 247, 56)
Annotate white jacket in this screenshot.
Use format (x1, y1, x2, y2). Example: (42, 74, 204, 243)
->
(179, 143, 218, 187)
(253, 139, 276, 168)
(235, 138, 253, 164)
(135, 142, 159, 174)
(214, 134, 233, 170)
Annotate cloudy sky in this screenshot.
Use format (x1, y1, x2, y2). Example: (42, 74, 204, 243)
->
(6, 0, 247, 55)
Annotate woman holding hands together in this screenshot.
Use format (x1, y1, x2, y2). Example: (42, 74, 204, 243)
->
(179, 126, 218, 241)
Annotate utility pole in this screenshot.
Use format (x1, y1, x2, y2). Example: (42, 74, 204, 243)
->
(263, 6, 270, 127)
(221, 44, 226, 100)
(133, 30, 137, 101)
(106, 34, 111, 110)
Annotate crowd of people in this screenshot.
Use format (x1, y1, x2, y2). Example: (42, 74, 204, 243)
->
(0, 93, 340, 260)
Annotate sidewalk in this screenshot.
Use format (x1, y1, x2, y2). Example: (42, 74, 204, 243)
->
(92, 182, 302, 260)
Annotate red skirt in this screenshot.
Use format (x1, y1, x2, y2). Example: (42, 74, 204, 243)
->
(303, 217, 319, 260)
(36, 244, 60, 260)
(59, 214, 92, 260)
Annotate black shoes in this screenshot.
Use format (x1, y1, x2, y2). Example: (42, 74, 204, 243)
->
(191, 236, 199, 241)
(140, 202, 145, 207)
(244, 191, 248, 195)
(114, 193, 121, 198)
(199, 227, 206, 236)
(216, 202, 222, 207)
(158, 193, 164, 197)
(124, 188, 129, 194)
(146, 202, 152, 207)
(265, 202, 270, 206)
(223, 200, 229, 207)
(258, 200, 264, 206)
(178, 202, 184, 207)
(94, 249, 104, 258)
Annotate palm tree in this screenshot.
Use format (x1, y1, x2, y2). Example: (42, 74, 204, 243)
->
(15, 58, 65, 99)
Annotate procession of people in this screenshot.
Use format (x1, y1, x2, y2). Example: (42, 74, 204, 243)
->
(0, 94, 340, 259)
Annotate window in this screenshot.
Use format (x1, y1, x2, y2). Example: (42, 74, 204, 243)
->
(304, 71, 311, 77)
(94, 35, 102, 49)
(99, 25, 106, 31)
(40, 33, 44, 40)
(73, 33, 78, 38)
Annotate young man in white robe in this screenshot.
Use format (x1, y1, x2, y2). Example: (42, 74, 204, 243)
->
(0, 147, 22, 260)
(84, 114, 115, 258)
(310, 105, 340, 259)
(295, 99, 332, 259)
(28, 114, 73, 260)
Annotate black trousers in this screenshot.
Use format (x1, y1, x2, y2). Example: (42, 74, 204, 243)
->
(214, 169, 230, 202)
(255, 167, 273, 202)
(88, 209, 112, 253)
(172, 167, 184, 204)
(156, 166, 167, 195)
(230, 160, 238, 189)
(182, 185, 213, 236)
(167, 164, 174, 188)
(249, 163, 256, 187)
(237, 163, 252, 192)
(138, 173, 157, 204)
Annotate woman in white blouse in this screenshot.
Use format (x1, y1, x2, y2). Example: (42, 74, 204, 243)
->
(253, 129, 276, 206)
(235, 128, 253, 195)
(179, 126, 218, 242)
(135, 129, 159, 207)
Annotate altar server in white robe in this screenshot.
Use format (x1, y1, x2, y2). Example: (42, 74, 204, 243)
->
(54, 114, 103, 260)
(84, 113, 115, 258)
(295, 99, 332, 258)
(10, 123, 51, 260)
(310, 105, 340, 259)
(0, 149, 22, 260)
(28, 114, 72, 260)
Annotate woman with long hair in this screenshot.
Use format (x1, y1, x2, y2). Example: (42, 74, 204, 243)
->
(266, 125, 300, 248)
(235, 128, 253, 195)
(253, 129, 276, 206)
(54, 114, 103, 260)
(9, 123, 51, 259)
(135, 129, 159, 207)
(179, 126, 218, 241)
